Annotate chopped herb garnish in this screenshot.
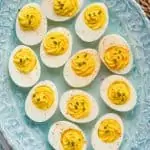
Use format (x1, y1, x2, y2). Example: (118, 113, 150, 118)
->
(98, 11, 101, 15)
(29, 20, 31, 25)
(84, 53, 87, 57)
(78, 63, 82, 67)
(53, 41, 57, 45)
(76, 102, 79, 105)
(74, 105, 78, 109)
(71, 142, 75, 146)
(37, 98, 40, 101)
(33, 94, 36, 98)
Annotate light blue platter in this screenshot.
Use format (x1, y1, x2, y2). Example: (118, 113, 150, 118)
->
(0, 0, 150, 149)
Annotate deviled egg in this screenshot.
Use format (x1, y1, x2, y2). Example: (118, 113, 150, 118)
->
(25, 80, 58, 122)
(16, 3, 47, 45)
(40, 27, 72, 68)
(9, 45, 41, 88)
(48, 121, 87, 150)
(59, 89, 99, 123)
(91, 113, 124, 150)
(100, 75, 137, 112)
(41, 0, 84, 22)
(63, 48, 101, 87)
(75, 3, 109, 42)
(99, 34, 133, 74)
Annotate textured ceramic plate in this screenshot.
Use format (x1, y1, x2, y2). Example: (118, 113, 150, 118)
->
(0, 0, 150, 149)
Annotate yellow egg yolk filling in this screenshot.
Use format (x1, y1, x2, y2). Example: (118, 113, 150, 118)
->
(61, 128, 85, 150)
(84, 5, 106, 30)
(32, 86, 55, 110)
(104, 46, 130, 71)
(107, 81, 130, 105)
(13, 48, 37, 74)
(53, 0, 79, 17)
(71, 52, 96, 77)
(18, 6, 42, 31)
(67, 95, 91, 119)
(98, 119, 121, 143)
(43, 32, 69, 56)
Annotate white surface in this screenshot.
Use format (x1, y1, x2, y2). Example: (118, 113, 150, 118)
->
(63, 49, 101, 87)
(16, 3, 47, 46)
(25, 80, 58, 122)
(59, 89, 99, 123)
(9, 45, 41, 88)
(91, 113, 124, 150)
(100, 75, 137, 112)
(75, 3, 109, 42)
(41, 0, 84, 21)
(48, 121, 87, 150)
(99, 34, 133, 74)
(40, 27, 72, 68)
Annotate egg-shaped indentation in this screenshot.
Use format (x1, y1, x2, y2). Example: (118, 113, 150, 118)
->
(25, 80, 58, 122)
(100, 75, 137, 112)
(48, 121, 87, 150)
(16, 3, 47, 45)
(41, 0, 84, 22)
(40, 27, 72, 68)
(63, 48, 101, 88)
(8, 45, 41, 88)
(59, 89, 99, 123)
(99, 34, 133, 74)
(75, 3, 109, 42)
(91, 113, 124, 150)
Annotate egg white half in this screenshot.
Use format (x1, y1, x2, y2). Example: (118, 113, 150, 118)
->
(75, 3, 109, 42)
(9, 45, 41, 88)
(100, 75, 137, 112)
(41, 0, 84, 22)
(59, 89, 99, 123)
(63, 49, 101, 88)
(91, 113, 124, 150)
(25, 80, 58, 122)
(16, 3, 47, 46)
(48, 121, 87, 150)
(40, 27, 72, 68)
(99, 34, 133, 74)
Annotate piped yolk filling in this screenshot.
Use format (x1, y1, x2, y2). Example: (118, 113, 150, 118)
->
(53, 0, 79, 17)
(84, 4, 106, 30)
(43, 32, 69, 56)
(32, 86, 55, 110)
(108, 81, 130, 105)
(13, 48, 37, 74)
(71, 52, 96, 77)
(98, 119, 121, 143)
(61, 128, 85, 150)
(104, 46, 130, 71)
(67, 94, 91, 119)
(18, 6, 42, 31)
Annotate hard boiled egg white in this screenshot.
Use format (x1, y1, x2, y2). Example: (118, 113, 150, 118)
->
(16, 3, 47, 45)
(25, 80, 58, 122)
(59, 89, 99, 123)
(40, 27, 72, 68)
(9, 45, 41, 88)
(63, 49, 101, 88)
(100, 75, 137, 112)
(99, 34, 133, 74)
(75, 3, 109, 42)
(48, 121, 87, 150)
(91, 113, 124, 150)
(41, 0, 84, 22)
